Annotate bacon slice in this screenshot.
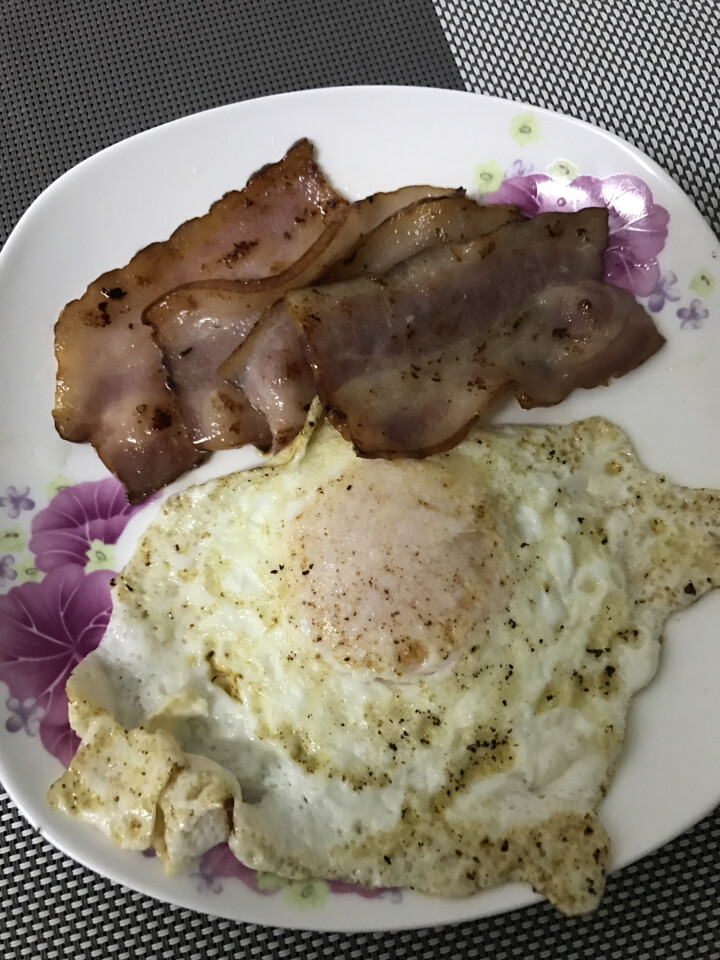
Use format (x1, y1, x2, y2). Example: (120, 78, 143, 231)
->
(221, 194, 518, 449)
(181, 185, 456, 449)
(508, 281, 666, 407)
(323, 197, 523, 281)
(145, 284, 274, 451)
(285, 209, 665, 457)
(53, 139, 345, 501)
(219, 302, 315, 450)
(334, 183, 463, 237)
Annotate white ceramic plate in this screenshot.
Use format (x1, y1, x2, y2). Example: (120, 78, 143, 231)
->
(0, 87, 719, 932)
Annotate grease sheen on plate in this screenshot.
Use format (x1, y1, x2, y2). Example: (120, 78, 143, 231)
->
(0, 87, 719, 932)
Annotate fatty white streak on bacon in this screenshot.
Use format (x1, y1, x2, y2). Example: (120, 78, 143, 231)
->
(53, 139, 344, 501)
(285, 209, 665, 457)
(221, 195, 522, 449)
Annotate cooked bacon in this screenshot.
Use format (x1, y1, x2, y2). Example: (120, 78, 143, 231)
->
(340, 183, 463, 232)
(53, 139, 345, 500)
(285, 209, 665, 457)
(218, 301, 316, 450)
(508, 280, 666, 407)
(323, 197, 523, 281)
(220, 193, 513, 449)
(149, 186, 459, 454)
(55, 131, 666, 498)
(145, 285, 274, 451)
(216, 187, 466, 449)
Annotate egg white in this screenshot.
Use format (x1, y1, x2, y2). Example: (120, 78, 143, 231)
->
(48, 415, 720, 914)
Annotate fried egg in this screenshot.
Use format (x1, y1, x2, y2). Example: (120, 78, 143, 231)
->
(48, 414, 720, 914)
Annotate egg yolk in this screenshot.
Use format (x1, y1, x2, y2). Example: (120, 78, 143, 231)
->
(286, 456, 511, 679)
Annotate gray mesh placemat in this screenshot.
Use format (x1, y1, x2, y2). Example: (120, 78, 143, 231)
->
(432, 0, 720, 237)
(1, 0, 719, 957)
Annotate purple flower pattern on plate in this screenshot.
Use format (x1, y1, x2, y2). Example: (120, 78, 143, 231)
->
(0, 555, 17, 586)
(647, 271, 681, 313)
(507, 158, 534, 177)
(29, 478, 145, 573)
(199, 842, 277, 896)
(5, 695, 44, 734)
(0, 486, 35, 520)
(190, 856, 224, 895)
(329, 878, 403, 903)
(0, 477, 129, 763)
(0, 565, 114, 766)
(677, 299, 709, 330)
(483, 172, 670, 297)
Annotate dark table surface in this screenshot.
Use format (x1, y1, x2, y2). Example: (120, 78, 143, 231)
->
(1, 1, 719, 958)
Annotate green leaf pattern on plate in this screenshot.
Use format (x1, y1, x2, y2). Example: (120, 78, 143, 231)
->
(45, 475, 74, 501)
(85, 539, 116, 573)
(472, 160, 504, 194)
(257, 872, 330, 909)
(547, 158, 579, 181)
(689, 269, 716, 297)
(509, 111, 540, 145)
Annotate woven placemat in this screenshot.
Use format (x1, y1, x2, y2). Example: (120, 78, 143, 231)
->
(1, 1, 718, 957)
(433, 0, 720, 236)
